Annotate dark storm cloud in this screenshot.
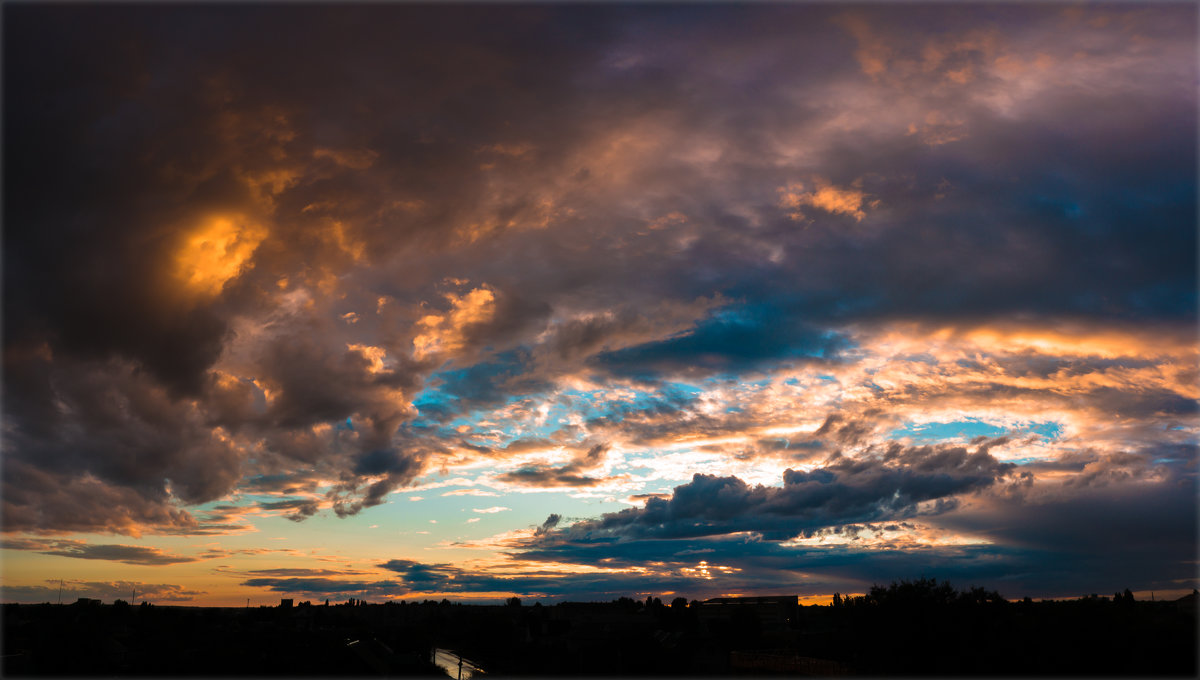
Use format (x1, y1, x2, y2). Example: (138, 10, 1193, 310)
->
(496, 469, 602, 488)
(510, 502, 1193, 601)
(1, 353, 243, 533)
(352, 449, 422, 479)
(934, 476, 1199, 595)
(509, 530, 1031, 598)
(814, 413, 879, 446)
(3, 1, 1194, 543)
(543, 440, 1014, 543)
(591, 303, 849, 379)
(375, 558, 731, 601)
(326, 477, 396, 519)
(535, 514, 563, 536)
(255, 334, 418, 434)
(240, 577, 405, 600)
(239, 473, 320, 496)
(2, 580, 205, 604)
(240, 568, 372, 578)
(3, 5, 264, 396)
(540, 305, 697, 362)
(257, 498, 320, 522)
(1, 538, 201, 565)
(506, 448, 1195, 599)
(2, 460, 194, 535)
(496, 443, 611, 488)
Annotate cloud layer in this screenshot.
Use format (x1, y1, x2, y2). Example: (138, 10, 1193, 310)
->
(3, 4, 1195, 602)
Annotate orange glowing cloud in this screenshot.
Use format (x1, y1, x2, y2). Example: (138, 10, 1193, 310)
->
(779, 177, 871, 222)
(346, 344, 390, 374)
(412, 286, 496, 360)
(175, 215, 266, 297)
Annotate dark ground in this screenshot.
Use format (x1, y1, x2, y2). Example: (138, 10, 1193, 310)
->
(2, 582, 1196, 676)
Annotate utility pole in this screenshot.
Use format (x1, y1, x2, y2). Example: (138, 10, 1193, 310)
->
(58, 579, 63, 605)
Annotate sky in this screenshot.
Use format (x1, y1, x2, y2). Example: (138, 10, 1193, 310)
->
(2, 3, 1197, 607)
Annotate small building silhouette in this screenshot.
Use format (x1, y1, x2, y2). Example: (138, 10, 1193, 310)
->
(1174, 590, 1197, 614)
(697, 595, 798, 631)
(279, 598, 293, 608)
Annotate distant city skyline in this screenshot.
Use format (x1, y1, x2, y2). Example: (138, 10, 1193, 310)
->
(3, 3, 1196, 607)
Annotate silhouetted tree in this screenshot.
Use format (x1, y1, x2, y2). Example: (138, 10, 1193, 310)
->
(963, 585, 1005, 605)
(614, 596, 639, 611)
(506, 596, 522, 607)
(671, 597, 689, 609)
(868, 577, 960, 607)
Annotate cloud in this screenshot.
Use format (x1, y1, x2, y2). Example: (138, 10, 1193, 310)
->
(32, 543, 200, 566)
(591, 303, 850, 379)
(535, 514, 562, 536)
(239, 567, 373, 577)
(2, 1, 1193, 597)
(496, 443, 612, 487)
(412, 287, 497, 361)
(2, 353, 244, 533)
(240, 577, 405, 600)
(535, 440, 1014, 543)
(258, 498, 320, 522)
(175, 215, 268, 297)
(779, 177, 871, 222)
(442, 489, 501, 497)
(239, 473, 321, 495)
(374, 558, 717, 600)
(2, 580, 205, 604)
(473, 506, 512, 514)
(2, 458, 206, 537)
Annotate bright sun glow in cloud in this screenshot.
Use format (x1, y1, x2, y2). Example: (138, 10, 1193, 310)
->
(412, 286, 496, 360)
(779, 177, 871, 222)
(175, 216, 267, 296)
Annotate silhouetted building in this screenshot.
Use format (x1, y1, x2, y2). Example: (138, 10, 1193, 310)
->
(279, 598, 293, 608)
(1175, 590, 1198, 614)
(698, 596, 798, 631)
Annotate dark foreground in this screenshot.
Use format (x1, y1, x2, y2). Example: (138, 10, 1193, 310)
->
(3, 585, 1197, 676)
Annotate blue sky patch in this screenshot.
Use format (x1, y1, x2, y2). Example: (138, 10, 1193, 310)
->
(890, 418, 1062, 443)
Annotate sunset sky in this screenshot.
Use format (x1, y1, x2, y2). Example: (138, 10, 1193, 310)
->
(3, 3, 1196, 607)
